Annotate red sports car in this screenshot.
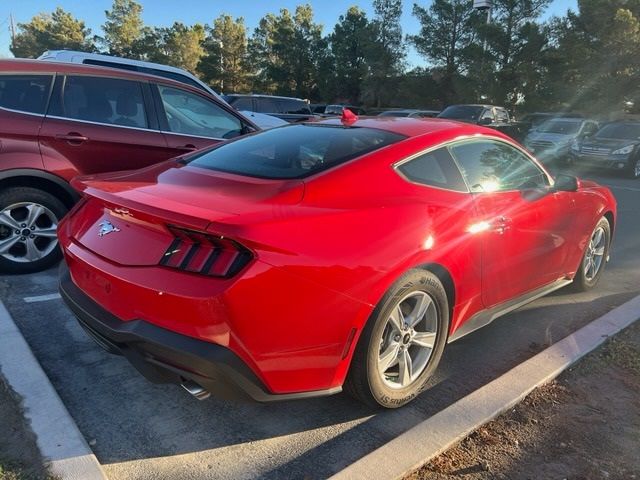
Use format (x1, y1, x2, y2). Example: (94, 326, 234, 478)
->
(58, 115, 616, 408)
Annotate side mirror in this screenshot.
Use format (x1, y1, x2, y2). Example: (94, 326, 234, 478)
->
(553, 174, 579, 192)
(478, 117, 493, 125)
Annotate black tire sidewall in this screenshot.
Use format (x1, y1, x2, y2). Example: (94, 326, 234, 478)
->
(629, 157, 640, 179)
(0, 187, 68, 274)
(363, 270, 449, 408)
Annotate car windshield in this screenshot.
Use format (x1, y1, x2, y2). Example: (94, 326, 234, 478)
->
(187, 124, 405, 179)
(595, 123, 640, 140)
(438, 105, 484, 121)
(536, 120, 581, 134)
(324, 105, 344, 114)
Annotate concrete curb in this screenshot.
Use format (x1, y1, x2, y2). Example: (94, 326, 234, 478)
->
(0, 300, 107, 480)
(330, 294, 640, 480)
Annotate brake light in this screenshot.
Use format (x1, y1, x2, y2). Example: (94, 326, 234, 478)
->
(159, 226, 253, 278)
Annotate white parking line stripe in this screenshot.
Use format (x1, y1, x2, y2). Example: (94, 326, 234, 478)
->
(23, 293, 62, 303)
(0, 300, 106, 479)
(331, 294, 640, 480)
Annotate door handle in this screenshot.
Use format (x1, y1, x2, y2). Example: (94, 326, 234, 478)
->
(176, 144, 197, 152)
(55, 133, 89, 145)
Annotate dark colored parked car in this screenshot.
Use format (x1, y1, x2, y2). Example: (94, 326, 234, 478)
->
(223, 94, 316, 123)
(323, 104, 367, 116)
(378, 109, 440, 118)
(570, 121, 640, 178)
(438, 104, 527, 141)
(0, 59, 258, 274)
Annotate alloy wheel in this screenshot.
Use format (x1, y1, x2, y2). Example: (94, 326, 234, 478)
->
(0, 202, 59, 263)
(377, 291, 439, 389)
(583, 226, 606, 281)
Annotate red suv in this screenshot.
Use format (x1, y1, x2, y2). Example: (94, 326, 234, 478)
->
(0, 59, 258, 274)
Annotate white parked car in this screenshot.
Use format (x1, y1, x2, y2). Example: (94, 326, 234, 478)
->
(37, 50, 287, 129)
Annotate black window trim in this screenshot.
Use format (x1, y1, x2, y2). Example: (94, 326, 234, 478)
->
(0, 71, 57, 117)
(393, 135, 554, 193)
(45, 73, 160, 133)
(393, 145, 470, 193)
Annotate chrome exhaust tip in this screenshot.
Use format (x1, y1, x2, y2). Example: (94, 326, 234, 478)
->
(181, 381, 211, 400)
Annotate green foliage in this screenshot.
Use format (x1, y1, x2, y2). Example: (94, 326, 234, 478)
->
(199, 15, 251, 93)
(9, 0, 640, 114)
(10, 8, 95, 58)
(363, 0, 405, 106)
(326, 6, 372, 103)
(248, 5, 325, 98)
(102, 0, 144, 57)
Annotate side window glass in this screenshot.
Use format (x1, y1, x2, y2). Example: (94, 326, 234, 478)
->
(255, 98, 280, 114)
(51, 75, 148, 128)
(157, 85, 242, 139)
(230, 97, 253, 111)
(480, 109, 494, 121)
(496, 109, 509, 122)
(397, 147, 467, 192)
(449, 140, 548, 192)
(0, 74, 53, 114)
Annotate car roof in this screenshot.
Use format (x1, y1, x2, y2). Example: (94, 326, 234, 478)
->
(316, 116, 498, 138)
(0, 58, 211, 97)
(39, 50, 203, 79)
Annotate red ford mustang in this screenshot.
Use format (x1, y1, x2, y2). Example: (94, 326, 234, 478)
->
(58, 116, 616, 408)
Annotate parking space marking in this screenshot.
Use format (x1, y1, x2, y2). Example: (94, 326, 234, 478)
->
(23, 293, 62, 303)
(331, 294, 640, 480)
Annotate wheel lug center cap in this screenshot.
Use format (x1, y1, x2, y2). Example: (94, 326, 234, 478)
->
(21, 228, 31, 237)
(402, 333, 411, 344)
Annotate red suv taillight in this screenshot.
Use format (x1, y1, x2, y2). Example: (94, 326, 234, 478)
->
(159, 226, 253, 278)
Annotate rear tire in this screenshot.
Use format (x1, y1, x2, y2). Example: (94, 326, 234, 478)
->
(344, 270, 449, 408)
(571, 217, 611, 292)
(0, 187, 68, 274)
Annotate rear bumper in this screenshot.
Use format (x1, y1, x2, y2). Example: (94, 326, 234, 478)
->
(59, 264, 341, 402)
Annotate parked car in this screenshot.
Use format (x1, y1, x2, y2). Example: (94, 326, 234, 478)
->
(324, 104, 367, 116)
(38, 50, 286, 129)
(519, 112, 584, 132)
(378, 109, 440, 118)
(523, 117, 599, 163)
(569, 121, 640, 178)
(438, 104, 527, 141)
(58, 116, 615, 408)
(223, 94, 316, 123)
(310, 103, 326, 114)
(0, 59, 259, 274)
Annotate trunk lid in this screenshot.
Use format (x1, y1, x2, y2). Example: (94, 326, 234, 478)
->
(69, 161, 304, 267)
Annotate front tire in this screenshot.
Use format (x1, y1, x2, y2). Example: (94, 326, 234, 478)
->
(345, 270, 449, 408)
(572, 217, 611, 292)
(0, 187, 68, 274)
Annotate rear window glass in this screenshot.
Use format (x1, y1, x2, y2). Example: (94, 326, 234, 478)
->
(188, 124, 405, 179)
(0, 74, 52, 114)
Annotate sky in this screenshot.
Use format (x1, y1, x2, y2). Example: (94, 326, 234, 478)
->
(0, 0, 578, 67)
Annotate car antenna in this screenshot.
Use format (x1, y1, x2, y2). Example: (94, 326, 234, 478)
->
(341, 108, 358, 126)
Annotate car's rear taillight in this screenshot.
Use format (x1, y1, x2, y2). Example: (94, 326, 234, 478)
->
(159, 226, 253, 278)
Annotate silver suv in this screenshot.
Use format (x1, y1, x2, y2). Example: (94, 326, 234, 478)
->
(524, 117, 599, 163)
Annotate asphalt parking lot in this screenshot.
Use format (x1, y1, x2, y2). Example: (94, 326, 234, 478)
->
(1, 166, 638, 480)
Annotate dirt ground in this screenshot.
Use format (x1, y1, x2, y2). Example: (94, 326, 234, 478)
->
(407, 321, 640, 480)
(0, 374, 54, 480)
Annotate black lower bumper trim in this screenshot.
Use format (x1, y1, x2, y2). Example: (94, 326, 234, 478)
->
(59, 264, 341, 402)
